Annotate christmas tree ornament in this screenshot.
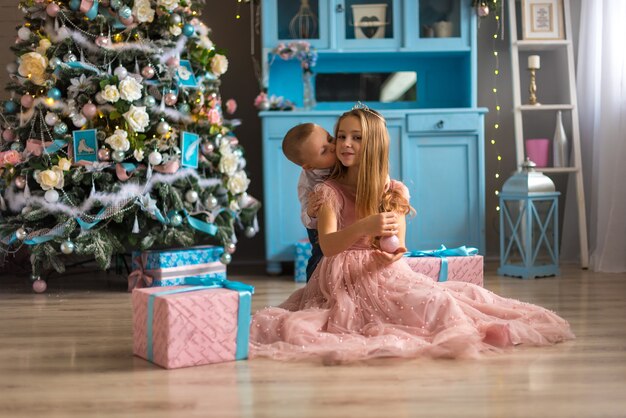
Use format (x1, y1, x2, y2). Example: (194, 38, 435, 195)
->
(17, 26, 31, 41)
(63, 53, 77, 63)
(60, 240, 75, 255)
(15, 227, 28, 241)
(98, 147, 111, 161)
(205, 194, 218, 209)
(169, 213, 183, 227)
(82, 103, 98, 119)
(112, 150, 125, 162)
(219, 252, 232, 265)
(110, 0, 122, 9)
(44, 112, 58, 126)
(143, 95, 157, 107)
(20, 94, 34, 108)
(170, 14, 182, 25)
(177, 103, 190, 114)
(114, 65, 128, 79)
(6, 62, 18, 74)
(201, 142, 214, 155)
(156, 121, 170, 135)
(141, 65, 155, 79)
(69, 0, 80, 11)
(185, 189, 199, 203)
(49, 57, 61, 69)
(71, 114, 87, 128)
(3, 100, 17, 114)
(225, 242, 236, 254)
(14, 176, 26, 189)
(148, 150, 163, 165)
(32, 278, 47, 293)
(164, 93, 178, 106)
(380, 235, 400, 253)
(95, 36, 112, 48)
(182, 24, 195, 37)
(10, 142, 23, 152)
(44, 189, 60, 203)
(47, 88, 62, 100)
(53, 122, 68, 136)
(118, 6, 132, 19)
(46, 3, 60, 17)
(244, 226, 257, 238)
(2, 128, 15, 141)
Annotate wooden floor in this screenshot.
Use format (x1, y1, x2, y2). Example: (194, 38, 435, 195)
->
(1, 262, 625, 418)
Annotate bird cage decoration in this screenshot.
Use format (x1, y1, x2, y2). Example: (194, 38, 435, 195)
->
(498, 159, 561, 279)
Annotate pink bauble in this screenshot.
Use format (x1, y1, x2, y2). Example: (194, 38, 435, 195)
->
(120, 16, 134, 26)
(82, 103, 97, 119)
(14, 175, 26, 189)
(380, 235, 400, 253)
(98, 148, 111, 161)
(33, 279, 47, 293)
(46, 3, 60, 17)
(2, 129, 15, 142)
(164, 93, 178, 106)
(20, 94, 34, 108)
(200, 142, 214, 155)
(95, 36, 111, 48)
(141, 65, 155, 79)
(166, 56, 180, 68)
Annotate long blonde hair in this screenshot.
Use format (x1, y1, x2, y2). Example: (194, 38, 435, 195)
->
(330, 108, 413, 219)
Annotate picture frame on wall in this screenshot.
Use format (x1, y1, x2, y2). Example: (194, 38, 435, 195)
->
(521, 0, 564, 40)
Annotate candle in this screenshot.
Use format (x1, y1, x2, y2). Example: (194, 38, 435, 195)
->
(528, 55, 540, 69)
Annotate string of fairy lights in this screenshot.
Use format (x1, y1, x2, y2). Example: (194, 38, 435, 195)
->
(489, 0, 503, 214)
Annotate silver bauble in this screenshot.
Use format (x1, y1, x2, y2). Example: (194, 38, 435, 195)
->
(185, 190, 199, 203)
(60, 240, 75, 255)
(220, 252, 232, 265)
(148, 151, 163, 165)
(169, 213, 183, 227)
(15, 227, 28, 240)
(205, 195, 218, 209)
(44, 112, 59, 126)
(156, 121, 170, 135)
(112, 150, 126, 162)
(114, 65, 128, 79)
(44, 189, 60, 203)
(244, 226, 257, 238)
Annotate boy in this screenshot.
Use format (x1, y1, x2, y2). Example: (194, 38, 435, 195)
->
(282, 123, 336, 281)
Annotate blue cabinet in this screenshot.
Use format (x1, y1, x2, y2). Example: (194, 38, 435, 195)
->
(260, 0, 486, 273)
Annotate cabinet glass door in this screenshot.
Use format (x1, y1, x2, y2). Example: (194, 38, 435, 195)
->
(403, 0, 470, 51)
(271, 0, 329, 49)
(338, 0, 400, 49)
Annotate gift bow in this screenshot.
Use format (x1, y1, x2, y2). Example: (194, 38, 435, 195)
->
(145, 279, 255, 362)
(405, 245, 479, 282)
(127, 255, 154, 291)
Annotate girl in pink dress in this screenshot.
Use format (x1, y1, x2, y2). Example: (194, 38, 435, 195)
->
(250, 106, 574, 362)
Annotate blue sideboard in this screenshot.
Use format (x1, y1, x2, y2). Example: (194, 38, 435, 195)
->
(260, 0, 486, 274)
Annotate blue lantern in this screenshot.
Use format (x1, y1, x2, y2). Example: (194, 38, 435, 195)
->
(498, 159, 561, 279)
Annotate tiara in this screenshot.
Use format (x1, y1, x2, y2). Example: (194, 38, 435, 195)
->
(352, 101, 385, 121)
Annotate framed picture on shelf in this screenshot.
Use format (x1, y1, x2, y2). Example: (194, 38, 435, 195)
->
(521, 0, 564, 40)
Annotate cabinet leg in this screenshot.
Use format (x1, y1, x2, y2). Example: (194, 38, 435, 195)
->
(266, 261, 283, 276)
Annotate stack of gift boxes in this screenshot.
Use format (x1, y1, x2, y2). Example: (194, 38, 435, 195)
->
(294, 240, 483, 286)
(129, 246, 253, 369)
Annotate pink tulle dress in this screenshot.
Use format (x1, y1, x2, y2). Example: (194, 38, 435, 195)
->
(250, 180, 574, 362)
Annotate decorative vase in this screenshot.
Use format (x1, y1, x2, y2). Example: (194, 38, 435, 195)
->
(302, 71, 316, 110)
(552, 111, 568, 167)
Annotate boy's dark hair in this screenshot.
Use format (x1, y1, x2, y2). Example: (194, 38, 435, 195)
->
(282, 123, 317, 166)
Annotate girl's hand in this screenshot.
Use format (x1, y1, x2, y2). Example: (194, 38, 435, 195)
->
(362, 212, 398, 237)
(373, 246, 407, 265)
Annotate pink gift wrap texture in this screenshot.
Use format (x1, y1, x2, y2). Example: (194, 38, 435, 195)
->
(405, 255, 484, 286)
(132, 286, 241, 369)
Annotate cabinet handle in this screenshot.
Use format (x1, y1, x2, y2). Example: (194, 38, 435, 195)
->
(436, 120, 445, 129)
(336, 4, 344, 13)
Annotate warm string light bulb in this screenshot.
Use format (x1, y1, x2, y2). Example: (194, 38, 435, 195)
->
(488, 0, 503, 212)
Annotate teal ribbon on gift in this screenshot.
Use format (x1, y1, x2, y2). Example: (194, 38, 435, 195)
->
(405, 245, 479, 282)
(146, 278, 254, 362)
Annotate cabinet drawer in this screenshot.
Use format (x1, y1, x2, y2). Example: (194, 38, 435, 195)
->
(406, 113, 479, 133)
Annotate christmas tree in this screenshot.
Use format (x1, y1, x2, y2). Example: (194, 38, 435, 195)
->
(0, 0, 260, 281)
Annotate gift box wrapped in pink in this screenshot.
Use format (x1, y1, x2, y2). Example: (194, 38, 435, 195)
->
(132, 280, 253, 369)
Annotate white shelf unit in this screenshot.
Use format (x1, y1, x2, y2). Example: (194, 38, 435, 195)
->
(507, 0, 589, 268)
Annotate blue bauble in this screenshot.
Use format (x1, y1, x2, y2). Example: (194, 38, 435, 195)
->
(4, 100, 17, 114)
(182, 24, 195, 37)
(118, 6, 132, 19)
(53, 122, 68, 136)
(47, 88, 62, 100)
(110, 0, 122, 10)
(69, 0, 81, 11)
(177, 103, 190, 114)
